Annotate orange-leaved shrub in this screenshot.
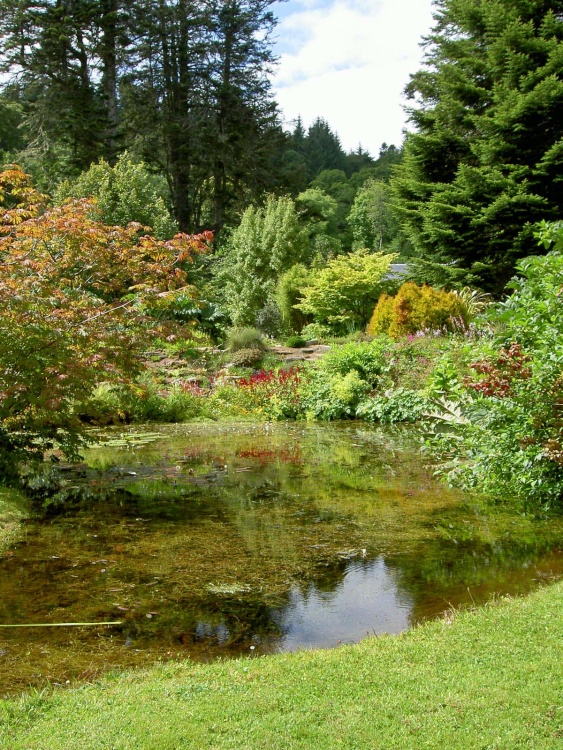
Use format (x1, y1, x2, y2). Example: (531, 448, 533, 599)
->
(368, 282, 469, 338)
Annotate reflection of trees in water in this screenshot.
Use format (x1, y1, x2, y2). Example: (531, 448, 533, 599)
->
(382, 534, 563, 626)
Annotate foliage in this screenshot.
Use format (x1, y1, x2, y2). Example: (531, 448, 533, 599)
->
(393, 0, 563, 293)
(368, 282, 469, 338)
(317, 339, 389, 387)
(275, 263, 311, 334)
(209, 367, 303, 420)
(225, 327, 268, 353)
(55, 153, 178, 239)
(0, 0, 283, 230)
(284, 335, 307, 349)
(300, 369, 370, 421)
(0, 166, 209, 467)
(295, 249, 396, 334)
(348, 180, 394, 251)
(357, 388, 431, 424)
(80, 381, 204, 425)
(431, 234, 563, 509)
(228, 348, 264, 368)
(219, 195, 307, 327)
(0, 96, 25, 157)
(296, 187, 339, 241)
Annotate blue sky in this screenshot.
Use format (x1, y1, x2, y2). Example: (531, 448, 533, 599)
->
(270, 0, 435, 156)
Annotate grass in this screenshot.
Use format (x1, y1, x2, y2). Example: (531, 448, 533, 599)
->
(1, 581, 561, 749)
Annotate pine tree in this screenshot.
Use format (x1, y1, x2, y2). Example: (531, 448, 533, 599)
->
(393, 0, 563, 293)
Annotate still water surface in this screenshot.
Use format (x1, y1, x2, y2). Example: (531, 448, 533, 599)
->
(0, 422, 561, 693)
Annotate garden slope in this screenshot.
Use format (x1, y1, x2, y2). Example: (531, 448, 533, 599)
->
(1, 581, 562, 749)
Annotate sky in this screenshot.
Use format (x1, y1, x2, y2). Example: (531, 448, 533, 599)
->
(271, 0, 436, 156)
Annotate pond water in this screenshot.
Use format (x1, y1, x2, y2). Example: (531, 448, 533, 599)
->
(1, 422, 562, 694)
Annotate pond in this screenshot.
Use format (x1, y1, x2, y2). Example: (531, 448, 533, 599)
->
(1, 422, 562, 695)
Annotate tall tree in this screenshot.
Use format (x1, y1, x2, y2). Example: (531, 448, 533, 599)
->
(303, 117, 347, 179)
(0, 0, 127, 172)
(207, 0, 281, 230)
(393, 0, 563, 293)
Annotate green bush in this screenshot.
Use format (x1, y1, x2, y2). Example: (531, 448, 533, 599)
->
(285, 335, 307, 348)
(368, 282, 469, 338)
(226, 327, 268, 353)
(80, 381, 204, 425)
(55, 153, 178, 239)
(357, 389, 431, 424)
(300, 370, 370, 420)
(276, 264, 311, 334)
(430, 232, 563, 509)
(295, 248, 396, 334)
(318, 339, 389, 386)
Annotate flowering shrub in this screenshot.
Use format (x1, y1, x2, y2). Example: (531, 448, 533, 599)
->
(209, 368, 304, 420)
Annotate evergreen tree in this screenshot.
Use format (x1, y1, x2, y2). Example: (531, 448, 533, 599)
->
(0, 0, 127, 172)
(303, 117, 347, 178)
(393, 0, 563, 293)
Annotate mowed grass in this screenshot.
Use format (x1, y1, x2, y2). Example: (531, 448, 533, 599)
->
(1, 581, 562, 750)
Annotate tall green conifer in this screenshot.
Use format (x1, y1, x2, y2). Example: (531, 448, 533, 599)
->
(393, 0, 563, 292)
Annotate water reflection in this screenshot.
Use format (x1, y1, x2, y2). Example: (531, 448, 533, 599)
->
(275, 557, 412, 651)
(0, 422, 561, 694)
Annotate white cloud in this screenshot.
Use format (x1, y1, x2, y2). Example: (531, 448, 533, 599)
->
(272, 0, 435, 155)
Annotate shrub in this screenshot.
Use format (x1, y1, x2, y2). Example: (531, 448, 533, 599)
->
(275, 264, 311, 334)
(208, 368, 303, 420)
(295, 248, 397, 334)
(357, 389, 431, 424)
(229, 348, 264, 368)
(430, 236, 563, 509)
(285, 335, 307, 348)
(226, 328, 268, 353)
(55, 153, 178, 239)
(318, 339, 389, 386)
(300, 370, 370, 420)
(368, 282, 469, 338)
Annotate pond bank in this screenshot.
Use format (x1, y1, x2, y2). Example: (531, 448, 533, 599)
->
(1, 580, 561, 749)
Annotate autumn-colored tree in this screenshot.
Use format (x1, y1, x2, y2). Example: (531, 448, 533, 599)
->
(0, 166, 210, 472)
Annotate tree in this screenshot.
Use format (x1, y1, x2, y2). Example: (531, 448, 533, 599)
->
(207, 0, 282, 230)
(303, 117, 347, 179)
(122, 0, 282, 233)
(218, 195, 307, 327)
(348, 180, 394, 251)
(295, 248, 396, 333)
(55, 152, 178, 239)
(0, 166, 209, 471)
(0, 0, 127, 172)
(0, 94, 26, 157)
(393, 0, 563, 293)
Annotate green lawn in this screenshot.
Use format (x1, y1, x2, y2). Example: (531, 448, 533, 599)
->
(2, 580, 562, 749)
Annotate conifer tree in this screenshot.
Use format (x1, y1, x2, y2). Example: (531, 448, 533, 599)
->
(393, 0, 563, 293)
